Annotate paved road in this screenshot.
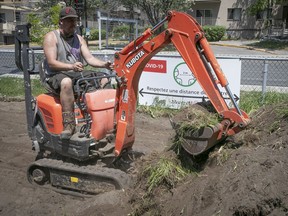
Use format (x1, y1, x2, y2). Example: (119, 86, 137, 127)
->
(210, 40, 288, 56)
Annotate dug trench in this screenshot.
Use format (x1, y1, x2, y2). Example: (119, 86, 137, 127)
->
(0, 100, 287, 216)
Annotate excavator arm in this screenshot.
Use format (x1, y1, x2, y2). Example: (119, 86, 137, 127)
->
(113, 11, 250, 156)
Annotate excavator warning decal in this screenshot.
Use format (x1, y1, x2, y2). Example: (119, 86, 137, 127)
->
(122, 89, 129, 103)
(126, 50, 145, 69)
(70, 177, 79, 183)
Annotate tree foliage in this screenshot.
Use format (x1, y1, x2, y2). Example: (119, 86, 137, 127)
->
(26, 5, 62, 44)
(100, 0, 194, 26)
(35, 0, 60, 11)
(34, 0, 195, 27)
(248, 0, 286, 15)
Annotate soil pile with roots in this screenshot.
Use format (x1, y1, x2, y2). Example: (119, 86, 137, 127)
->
(110, 102, 288, 216)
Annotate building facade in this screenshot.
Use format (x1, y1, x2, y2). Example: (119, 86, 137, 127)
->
(190, 0, 288, 39)
(0, 0, 36, 44)
(1, 0, 288, 44)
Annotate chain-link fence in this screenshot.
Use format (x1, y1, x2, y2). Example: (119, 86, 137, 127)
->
(0, 50, 287, 99)
(0, 50, 115, 75)
(240, 57, 288, 93)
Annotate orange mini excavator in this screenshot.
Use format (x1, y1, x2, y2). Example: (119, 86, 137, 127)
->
(15, 11, 250, 195)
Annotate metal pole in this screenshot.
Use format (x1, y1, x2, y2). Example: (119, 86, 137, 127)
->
(262, 60, 269, 103)
(106, 14, 109, 49)
(98, 11, 101, 50)
(84, 0, 88, 45)
(225, 85, 242, 116)
(135, 20, 138, 38)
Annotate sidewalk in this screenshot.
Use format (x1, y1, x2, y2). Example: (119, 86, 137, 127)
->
(210, 40, 288, 55)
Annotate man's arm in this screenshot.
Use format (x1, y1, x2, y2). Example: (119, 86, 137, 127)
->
(43, 32, 84, 72)
(79, 36, 113, 70)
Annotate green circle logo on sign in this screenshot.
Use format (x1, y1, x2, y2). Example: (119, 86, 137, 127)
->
(173, 62, 197, 87)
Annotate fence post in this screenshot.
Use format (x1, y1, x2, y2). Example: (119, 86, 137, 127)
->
(98, 11, 102, 50)
(262, 60, 269, 103)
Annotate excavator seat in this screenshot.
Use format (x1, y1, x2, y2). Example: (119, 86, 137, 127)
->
(39, 60, 59, 95)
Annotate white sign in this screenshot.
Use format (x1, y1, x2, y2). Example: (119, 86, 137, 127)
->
(138, 56, 241, 109)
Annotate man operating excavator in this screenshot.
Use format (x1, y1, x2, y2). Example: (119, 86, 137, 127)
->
(43, 6, 114, 140)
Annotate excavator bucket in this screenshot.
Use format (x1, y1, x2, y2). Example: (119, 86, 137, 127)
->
(170, 104, 226, 156)
(170, 103, 248, 156)
(180, 124, 224, 155)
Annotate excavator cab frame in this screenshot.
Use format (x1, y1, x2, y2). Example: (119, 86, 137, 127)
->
(15, 24, 131, 195)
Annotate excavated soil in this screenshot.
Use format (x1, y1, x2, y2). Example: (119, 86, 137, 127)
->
(0, 101, 288, 216)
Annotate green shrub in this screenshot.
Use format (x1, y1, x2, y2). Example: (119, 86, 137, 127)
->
(113, 25, 130, 39)
(26, 5, 61, 44)
(203, 25, 226, 42)
(89, 28, 107, 40)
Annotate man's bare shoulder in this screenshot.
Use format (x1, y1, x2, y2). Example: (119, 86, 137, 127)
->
(44, 30, 58, 44)
(77, 34, 88, 49)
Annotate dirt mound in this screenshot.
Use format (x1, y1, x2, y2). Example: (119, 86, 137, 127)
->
(1, 101, 288, 216)
(112, 102, 288, 215)
(166, 103, 288, 216)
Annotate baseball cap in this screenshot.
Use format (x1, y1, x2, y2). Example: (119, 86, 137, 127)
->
(59, 7, 78, 20)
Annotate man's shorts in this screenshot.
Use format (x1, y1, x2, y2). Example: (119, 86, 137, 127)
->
(47, 71, 105, 93)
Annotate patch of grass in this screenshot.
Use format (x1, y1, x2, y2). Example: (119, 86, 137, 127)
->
(143, 155, 189, 193)
(178, 107, 219, 130)
(276, 107, 288, 119)
(137, 104, 176, 118)
(0, 77, 25, 97)
(0, 77, 45, 98)
(247, 40, 288, 50)
(240, 91, 288, 114)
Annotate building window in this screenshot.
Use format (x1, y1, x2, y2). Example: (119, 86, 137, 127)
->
(16, 12, 21, 21)
(0, 13, 5, 23)
(196, 10, 212, 19)
(196, 9, 212, 25)
(256, 9, 272, 20)
(227, 8, 242, 21)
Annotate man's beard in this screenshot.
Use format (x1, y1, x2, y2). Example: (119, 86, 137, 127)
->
(61, 30, 75, 39)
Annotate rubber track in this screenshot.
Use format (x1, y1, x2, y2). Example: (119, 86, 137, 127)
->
(28, 158, 132, 194)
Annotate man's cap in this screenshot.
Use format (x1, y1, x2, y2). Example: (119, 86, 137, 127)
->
(59, 7, 78, 20)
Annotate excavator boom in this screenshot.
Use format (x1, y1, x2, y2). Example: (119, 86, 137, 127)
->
(113, 11, 250, 156)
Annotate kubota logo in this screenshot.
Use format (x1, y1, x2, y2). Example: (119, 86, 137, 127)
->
(126, 51, 145, 69)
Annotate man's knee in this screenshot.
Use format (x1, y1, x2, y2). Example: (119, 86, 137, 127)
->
(61, 77, 73, 90)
